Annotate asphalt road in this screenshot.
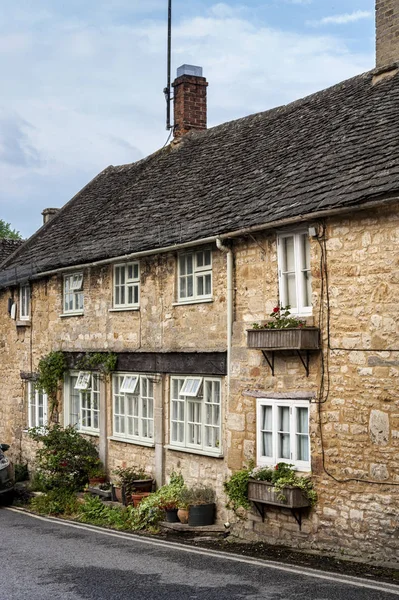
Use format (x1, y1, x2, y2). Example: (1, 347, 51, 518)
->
(1, 508, 398, 600)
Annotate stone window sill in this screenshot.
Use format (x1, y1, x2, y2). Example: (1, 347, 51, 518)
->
(16, 320, 31, 327)
(108, 436, 155, 448)
(164, 445, 223, 458)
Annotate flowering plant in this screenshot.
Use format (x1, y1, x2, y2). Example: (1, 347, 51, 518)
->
(252, 306, 306, 330)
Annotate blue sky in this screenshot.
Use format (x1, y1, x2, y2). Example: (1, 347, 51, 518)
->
(0, 0, 375, 237)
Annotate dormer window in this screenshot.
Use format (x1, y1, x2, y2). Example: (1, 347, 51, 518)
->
(63, 272, 84, 314)
(178, 249, 212, 303)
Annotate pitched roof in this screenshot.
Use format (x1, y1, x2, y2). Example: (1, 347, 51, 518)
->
(1, 65, 399, 289)
(0, 239, 24, 267)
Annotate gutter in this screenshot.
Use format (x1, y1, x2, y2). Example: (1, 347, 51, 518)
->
(2, 193, 399, 287)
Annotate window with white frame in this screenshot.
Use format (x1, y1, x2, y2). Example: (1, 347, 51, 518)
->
(28, 382, 48, 428)
(170, 376, 221, 455)
(20, 284, 30, 320)
(63, 273, 84, 314)
(256, 399, 310, 470)
(112, 373, 154, 443)
(113, 262, 140, 308)
(277, 231, 311, 315)
(178, 249, 212, 302)
(65, 372, 100, 434)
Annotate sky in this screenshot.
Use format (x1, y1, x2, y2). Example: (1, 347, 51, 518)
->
(0, 0, 375, 238)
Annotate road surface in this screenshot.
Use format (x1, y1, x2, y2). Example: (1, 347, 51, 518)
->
(1, 508, 398, 599)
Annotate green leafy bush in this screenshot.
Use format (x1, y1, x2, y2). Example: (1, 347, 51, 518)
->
(30, 489, 79, 516)
(77, 495, 131, 530)
(29, 425, 100, 492)
(223, 466, 252, 514)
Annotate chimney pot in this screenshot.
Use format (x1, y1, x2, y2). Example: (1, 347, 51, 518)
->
(42, 208, 59, 225)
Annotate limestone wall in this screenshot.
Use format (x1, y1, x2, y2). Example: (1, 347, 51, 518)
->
(1, 206, 399, 564)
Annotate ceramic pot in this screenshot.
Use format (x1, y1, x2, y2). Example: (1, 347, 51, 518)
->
(131, 492, 151, 508)
(177, 508, 189, 524)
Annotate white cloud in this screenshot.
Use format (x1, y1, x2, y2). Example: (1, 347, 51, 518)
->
(307, 10, 372, 27)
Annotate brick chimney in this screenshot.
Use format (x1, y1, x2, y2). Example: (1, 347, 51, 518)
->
(376, 0, 399, 68)
(172, 65, 208, 138)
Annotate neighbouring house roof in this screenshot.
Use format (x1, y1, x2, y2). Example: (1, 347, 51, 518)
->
(0, 239, 24, 267)
(1, 65, 399, 289)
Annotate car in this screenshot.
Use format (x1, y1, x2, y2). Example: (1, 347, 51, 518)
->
(0, 444, 14, 504)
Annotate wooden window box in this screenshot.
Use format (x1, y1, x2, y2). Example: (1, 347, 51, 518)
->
(247, 328, 320, 351)
(248, 479, 310, 529)
(248, 479, 310, 508)
(246, 328, 320, 376)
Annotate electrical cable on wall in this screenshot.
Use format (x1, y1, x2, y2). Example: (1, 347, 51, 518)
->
(314, 221, 399, 486)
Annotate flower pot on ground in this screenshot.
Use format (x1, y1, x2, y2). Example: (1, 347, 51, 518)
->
(180, 485, 216, 527)
(165, 507, 179, 523)
(177, 508, 189, 524)
(112, 485, 123, 503)
(131, 492, 151, 508)
(113, 466, 154, 505)
(88, 460, 107, 487)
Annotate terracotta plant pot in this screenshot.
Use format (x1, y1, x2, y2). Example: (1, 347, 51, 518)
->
(89, 476, 107, 486)
(113, 486, 123, 503)
(177, 508, 189, 524)
(131, 492, 151, 508)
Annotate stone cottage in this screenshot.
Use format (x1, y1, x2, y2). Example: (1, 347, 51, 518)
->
(1, 0, 399, 565)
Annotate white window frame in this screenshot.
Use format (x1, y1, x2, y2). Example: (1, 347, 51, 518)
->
(170, 376, 222, 456)
(74, 371, 91, 390)
(256, 398, 311, 471)
(28, 382, 48, 429)
(120, 375, 139, 394)
(64, 372, 100, 435)
(63, 272, 84, 315)
(177, 249, 212, 303)
(19, 284, 30, 320)
(113, 262, 140, 309)
(277, 231, 312, 316)
(112, 373, 154, 443)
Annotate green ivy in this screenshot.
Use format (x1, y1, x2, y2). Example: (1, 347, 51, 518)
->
(223, 465, 252, 514)
(75, 352, 117, 374)
(35, 351, 67, 415)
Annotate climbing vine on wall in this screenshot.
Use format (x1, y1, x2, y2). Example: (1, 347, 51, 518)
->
(35, 351, 68, 417)
(75, 352, 117, 374)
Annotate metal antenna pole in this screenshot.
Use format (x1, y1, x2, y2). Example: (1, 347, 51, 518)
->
(164, 0, 173, 130)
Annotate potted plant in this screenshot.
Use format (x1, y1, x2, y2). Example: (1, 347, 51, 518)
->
(247, 306, 319, 350)
(180, 485, 216, 527)
(113, 466, 154, 505)
(157, 472, 186, 523)
(88, 460, 107, 487)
